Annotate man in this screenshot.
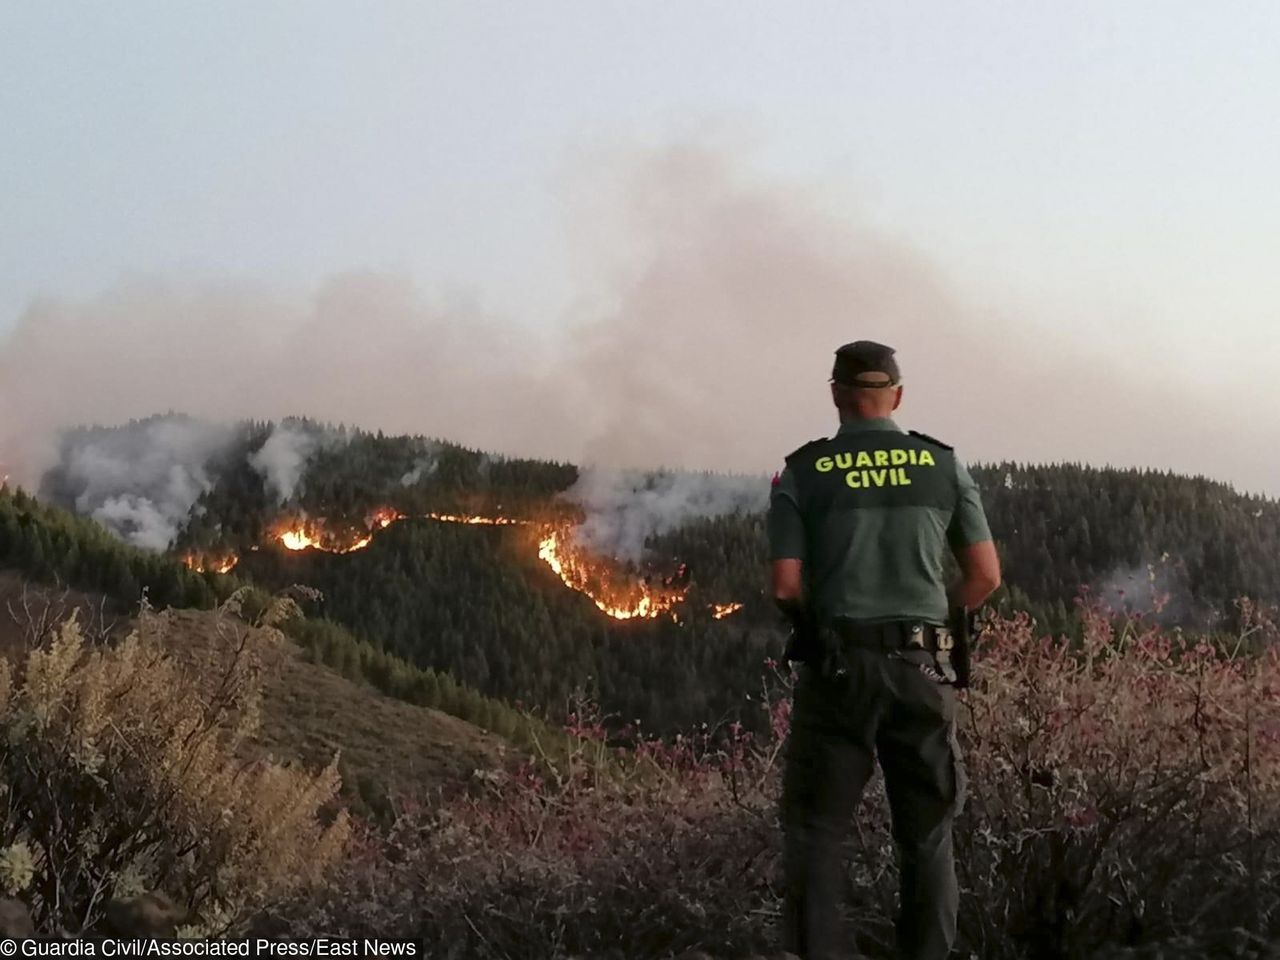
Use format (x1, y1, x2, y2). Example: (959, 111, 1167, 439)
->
(768, 340, 1001, 960)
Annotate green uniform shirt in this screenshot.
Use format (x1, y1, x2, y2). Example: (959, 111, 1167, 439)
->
(767, 417, 991, 625)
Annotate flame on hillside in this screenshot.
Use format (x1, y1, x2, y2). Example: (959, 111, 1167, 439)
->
(425, 512, 529, 526)
(275, 509, 531, 554)
(537, 528, 687, 620)
(181, 552, 239, 575)
(276, 507, 402, 553)
(185, 506, 737, 622)
(278, 523, 373, 554)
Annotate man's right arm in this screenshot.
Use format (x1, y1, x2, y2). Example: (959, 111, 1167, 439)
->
(948, 459, 1001, 610)
(952, 541, 1001, 610)
(767, 466, 806, 602)
(767, 466, 818, 663)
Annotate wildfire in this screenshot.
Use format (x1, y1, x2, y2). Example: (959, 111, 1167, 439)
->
(182, 552, 239, 575)
(278, 524, 373, 554)
(537, 529, 686, 620)
(425, 512, 529, 526)
(276, 508, 404, 554)
(261, 506, 742, 623)
(711, 602, 744, 619)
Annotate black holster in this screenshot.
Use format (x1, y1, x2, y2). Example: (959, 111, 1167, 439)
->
(782, 606, 822, 666)
(947, 606, 977, 689)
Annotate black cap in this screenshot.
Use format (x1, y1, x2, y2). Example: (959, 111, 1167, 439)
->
(832, 340, 900, 387)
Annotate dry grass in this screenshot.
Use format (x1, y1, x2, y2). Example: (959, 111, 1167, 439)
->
(0, 570, 505, 816)
(151, 609, 508, 815)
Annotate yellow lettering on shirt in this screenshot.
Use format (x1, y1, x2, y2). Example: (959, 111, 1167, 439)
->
(816, 456, 834, 473)
(890, 449, 908, 466)
(874, 450, 889, 467)
(834, 452, 853, 469)
(919, 450, 935, 467)
(870, 469, 887, 487)
(845, 470, 862, 489)
(855, 451, 873, 468)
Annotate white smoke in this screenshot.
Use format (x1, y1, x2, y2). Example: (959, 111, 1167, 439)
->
(399, 455, 439, 487)
(49, 415, 235, 550)
(249, 420, 335, 503)
(568, 466, 768, 561)
(1094, 556, 1203, 627)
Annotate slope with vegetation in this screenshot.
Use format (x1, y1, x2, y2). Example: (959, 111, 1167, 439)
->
(276, 605, 1280, 959)
(30, 416, 1280, 735)
(0, 484, 560, 757)
(7, 417, 1280, 952)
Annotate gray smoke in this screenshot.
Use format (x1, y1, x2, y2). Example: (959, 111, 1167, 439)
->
(568, 466, 768, 561)
(1094, 556, 1204, 628)
(399, 451, 440, 487)
(2, 141, 1277, 502)
(250, 420, 343, 503)
(44, 415, 235, 550)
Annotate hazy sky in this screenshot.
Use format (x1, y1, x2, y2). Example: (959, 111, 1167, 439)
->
(3, 2, 1278, 492)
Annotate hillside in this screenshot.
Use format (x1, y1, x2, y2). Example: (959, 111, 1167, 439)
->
(158, 608, 506, 815)
(0, 573, 504, 814)
(0, 570, 125, 656)
(0, 483, 561, 758)
(27, 413, 1280, 733)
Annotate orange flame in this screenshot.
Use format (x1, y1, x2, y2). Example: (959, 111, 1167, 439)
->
(276, 508, 403, 553)
(537, 528, 685, 620)
(424, 512, 531, 526)
(262, 507, 744, 623)
(278, 523, 372, 553)
(182, 552, 239, 575)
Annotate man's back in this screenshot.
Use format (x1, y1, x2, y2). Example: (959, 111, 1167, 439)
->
(769, 417, 991, 625)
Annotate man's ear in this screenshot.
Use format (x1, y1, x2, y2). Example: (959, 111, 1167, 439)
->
(892, 385, 903, 411)
(830, 382, 842, 409)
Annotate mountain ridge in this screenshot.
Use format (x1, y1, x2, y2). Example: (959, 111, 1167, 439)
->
(19, 413, 1280, 732)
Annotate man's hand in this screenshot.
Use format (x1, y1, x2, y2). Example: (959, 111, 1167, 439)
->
(950, 540, 1001, 611)
(772, 558, 804, 603)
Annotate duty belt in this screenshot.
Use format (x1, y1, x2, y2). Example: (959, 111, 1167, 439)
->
(819, 618, 958, 683)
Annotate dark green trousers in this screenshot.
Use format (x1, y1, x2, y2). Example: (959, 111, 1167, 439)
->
(780, 650, 965, 960)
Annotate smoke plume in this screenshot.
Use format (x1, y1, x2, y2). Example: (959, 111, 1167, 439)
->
(250, 420, 343, 504)
(2, 141, 1276, 507)
(1093, 557, 1205, 629)
(38, 415, 235, 550)
(568, 467, 768, 561)
(399, 449, 441, 488)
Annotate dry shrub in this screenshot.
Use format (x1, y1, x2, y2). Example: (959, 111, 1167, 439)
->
(0, 601, 349, 935)
(954, 601, 1280, 958)
(281, 606, 1280, 960)
(279, 694, 789, 958)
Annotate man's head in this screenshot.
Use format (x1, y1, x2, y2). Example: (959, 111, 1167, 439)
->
(829, 340, 903, 419)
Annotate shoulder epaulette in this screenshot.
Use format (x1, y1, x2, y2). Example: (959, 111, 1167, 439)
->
(908, 429, 954, 451)
(784, 437, 828, 462)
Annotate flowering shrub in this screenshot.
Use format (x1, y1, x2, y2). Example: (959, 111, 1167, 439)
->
(276, 686, 788, 958)
(956, 601, 1280, 958)
(0, 600, 349, 934)
(280, 604, 1280, 959)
